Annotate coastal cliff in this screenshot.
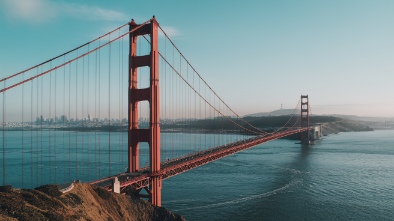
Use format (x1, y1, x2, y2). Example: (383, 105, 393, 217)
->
(0, 183, 185, 221)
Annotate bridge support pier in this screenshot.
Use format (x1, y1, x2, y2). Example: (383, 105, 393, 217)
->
(112, 177, 120, 194)
(128, 17, 161, 206)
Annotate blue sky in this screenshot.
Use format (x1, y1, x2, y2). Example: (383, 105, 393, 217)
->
(1, 0, 394, 117)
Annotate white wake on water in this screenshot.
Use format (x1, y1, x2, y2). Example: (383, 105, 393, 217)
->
(175, 178, 302, 212)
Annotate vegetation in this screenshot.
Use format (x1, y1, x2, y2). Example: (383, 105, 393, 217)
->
(0, 183, 185, 221)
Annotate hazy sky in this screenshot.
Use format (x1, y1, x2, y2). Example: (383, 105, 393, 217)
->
(1, 0, 394, 117)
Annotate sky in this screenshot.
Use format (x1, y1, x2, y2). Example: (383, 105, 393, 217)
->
(1, 0, 394, 117)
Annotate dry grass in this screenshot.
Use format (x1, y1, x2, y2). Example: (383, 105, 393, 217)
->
(0, 183, 185, 221)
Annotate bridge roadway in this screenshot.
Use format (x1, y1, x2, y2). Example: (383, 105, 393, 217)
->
(89, 128, 308, 192)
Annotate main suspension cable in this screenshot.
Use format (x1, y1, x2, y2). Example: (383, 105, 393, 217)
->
(157, 25, 268, 135)
(0, 22, 130, 84)
(0, 19, 152, 93)
(159, 53, 262, 135)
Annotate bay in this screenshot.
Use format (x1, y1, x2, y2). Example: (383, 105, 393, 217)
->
(162, 130, 394, 221)
(1, 130, 394, 220)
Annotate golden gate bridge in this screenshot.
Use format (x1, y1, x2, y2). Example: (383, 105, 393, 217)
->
(0, 17, 311, 206)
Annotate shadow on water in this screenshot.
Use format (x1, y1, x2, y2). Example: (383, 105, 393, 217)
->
(163, 138, 319, 221)
(266, 142, 326, 221)
(232, 142, 315, 221)
(168, 132, 394, 221)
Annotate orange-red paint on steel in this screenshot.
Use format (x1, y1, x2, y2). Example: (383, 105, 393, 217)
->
(95, 128, 308, 193)
(128, 17, 161, 206)
(301, 95, 310, 143)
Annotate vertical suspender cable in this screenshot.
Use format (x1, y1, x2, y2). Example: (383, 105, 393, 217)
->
(171, 53, 174, 158)
(220, 99, 222, 146)
(163, 38, 167, 159)
(179, 54, 184, 154)
(68, 57, 71, 181)
(204, 83, 207, 150)
(179, 54, 182, 154)
(171, 43, 174, 159)
(218, 100, 220, 147)
(49, 63, 52, 183)
(213, 96, 215, 149)
(192, 68, 196, 153)
(95, 43, 98, 177)
(22, 73, 25, 187)
(98, 39, 101, 177)
(118, 29, 121, 171)
(87, 45, 90, 181)
(75, 51, 79, 180)
(40, 67, 43, 185)
(121, 29, 124, 170)
(187, 63, 191, 154)
(161, 56, 165, 160)
(63, 56, 66, 182)
(54, 68, 57, 184)
(74, 50, 79, 179)
(82, 54, 85, 180)
(2, 80, 6, 185)
(212, 90, 213, 147)
(185, 60, 188, 154)
(30, 79, 33, 186)
(36, 69, 39, 185)
(177, 53, 180, 154)
(199, 77, 201, 152)
(186, 63, 192, 153)
(94, 40, 101, 176)
(108, 34, 111, 176)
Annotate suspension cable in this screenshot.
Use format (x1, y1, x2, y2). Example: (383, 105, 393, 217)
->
(157, 26, 268, 135)
(270, 98, 301, 134)
(141, 35, 264, 135)
(0, 19, 152, 93)
(159, 53, 262, 135)
(0, 22, 131, 83)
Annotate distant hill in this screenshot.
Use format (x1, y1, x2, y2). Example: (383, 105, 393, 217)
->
(330, 114, 394, 122)
(246, 110, 394, 122)
(246, 109, 299, 117)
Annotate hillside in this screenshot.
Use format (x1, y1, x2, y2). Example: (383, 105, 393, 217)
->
(0, 182, 185, 221)
(320, 120, 373, 135)
(246, 109, 299, 117)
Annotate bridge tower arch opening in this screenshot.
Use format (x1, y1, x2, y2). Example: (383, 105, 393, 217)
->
(301, 95, 310, 144)
(128, 17, 161, 206)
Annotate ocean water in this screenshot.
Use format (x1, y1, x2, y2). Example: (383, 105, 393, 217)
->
(0, 131, 245, 187)
(1, 130, 394, 220)
(162, 130, 394, 221)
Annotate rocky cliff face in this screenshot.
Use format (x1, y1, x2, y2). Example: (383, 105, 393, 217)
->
(0, 183, 185, 221)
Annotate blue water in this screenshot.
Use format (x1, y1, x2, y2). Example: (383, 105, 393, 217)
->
(0, 131, 245, 187)
(1, 130, 394, 220)
(162, 130, 394, 221)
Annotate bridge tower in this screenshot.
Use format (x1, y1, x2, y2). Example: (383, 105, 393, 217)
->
(301, 95, 310, 144)
(128, 17, 161, 206)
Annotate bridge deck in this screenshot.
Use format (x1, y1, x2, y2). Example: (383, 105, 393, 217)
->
(90, 128, 307, 192)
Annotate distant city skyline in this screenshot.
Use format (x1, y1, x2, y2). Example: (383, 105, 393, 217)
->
(1, 0, 394, 117)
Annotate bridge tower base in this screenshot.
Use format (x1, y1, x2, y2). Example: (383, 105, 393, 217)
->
(128, 17, 161, 206)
